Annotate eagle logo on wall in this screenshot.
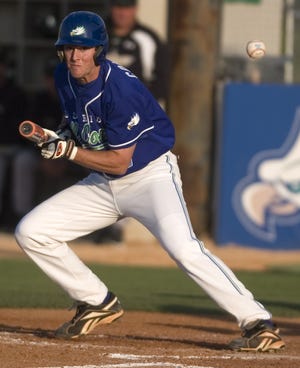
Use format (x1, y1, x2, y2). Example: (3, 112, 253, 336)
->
(233, 107, 300, 242)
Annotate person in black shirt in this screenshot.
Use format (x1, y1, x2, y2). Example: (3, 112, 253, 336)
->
(0, 57, 30, 228)
(106, 0, 169, 106)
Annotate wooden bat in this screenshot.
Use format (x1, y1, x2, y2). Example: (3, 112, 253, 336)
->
(18, 120, 49, 144)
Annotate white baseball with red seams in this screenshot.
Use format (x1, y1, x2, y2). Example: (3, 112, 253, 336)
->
(246, 40, 266, 59)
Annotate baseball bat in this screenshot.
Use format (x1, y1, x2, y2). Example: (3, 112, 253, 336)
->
(19, 120, 49, 144)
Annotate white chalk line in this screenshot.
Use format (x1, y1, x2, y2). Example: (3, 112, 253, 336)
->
(44, 364, 212, 368)
(107, 352, 300, 362)
(1, 332, 299, 367)
(0, 332, 105, 348)
(38, 350, 300, 368)
(45, 362, 215, 368)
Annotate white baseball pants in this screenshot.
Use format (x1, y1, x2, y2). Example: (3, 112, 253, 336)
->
(15, 151, 271, 328)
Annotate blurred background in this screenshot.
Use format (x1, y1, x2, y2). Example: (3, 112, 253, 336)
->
(0, 0, 292, 90)
(1, 0, 300, 250)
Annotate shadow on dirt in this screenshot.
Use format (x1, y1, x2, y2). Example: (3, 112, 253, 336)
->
(0, 324, 55, 338)
(109, 332, 229, 350)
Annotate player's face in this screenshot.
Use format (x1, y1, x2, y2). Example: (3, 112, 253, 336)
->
(111, 6, 137, 32)
(63, 46, 100, 84)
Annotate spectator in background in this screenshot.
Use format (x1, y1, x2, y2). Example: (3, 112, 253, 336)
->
(31, 59, 62, 132)
(28, 59, 87, 205)
(106, 0, 169, 107)
(0, 56, 85, 232)
(0, 55, 30, 229)
(7, 60, 63, 227)
(96, 0, 170, 244)
(28, 59, 68, 203)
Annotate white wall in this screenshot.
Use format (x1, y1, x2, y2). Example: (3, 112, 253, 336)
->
(136, 0, 283, 56)
(137, 0, 168, 40)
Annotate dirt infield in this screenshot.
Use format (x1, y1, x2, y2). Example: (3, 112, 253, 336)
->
(1, 225, 300, 368)
(0, 309, 299, 368)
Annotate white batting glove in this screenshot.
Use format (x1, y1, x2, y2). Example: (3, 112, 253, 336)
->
(41, 138, 78, 160)
(36, 128, 60, 147)
(43, 128, 60, 139)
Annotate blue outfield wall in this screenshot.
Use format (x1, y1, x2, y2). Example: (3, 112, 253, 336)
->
(214, 83, 300, 250)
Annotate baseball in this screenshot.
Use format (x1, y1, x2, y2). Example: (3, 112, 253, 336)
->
(246, 40, 266, 59)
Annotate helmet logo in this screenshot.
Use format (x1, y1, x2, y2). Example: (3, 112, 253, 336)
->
(70, 26, 86, 36)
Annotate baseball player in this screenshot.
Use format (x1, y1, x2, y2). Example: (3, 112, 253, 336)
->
(15, 11, 285, 351)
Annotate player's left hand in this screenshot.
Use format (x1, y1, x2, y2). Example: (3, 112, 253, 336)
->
(40, 138, 77, 160)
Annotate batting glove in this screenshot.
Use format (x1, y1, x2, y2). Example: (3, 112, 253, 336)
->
(43, 128, 60, 139)
(41, 138, 78, 160)
(36, 128, 60, 147)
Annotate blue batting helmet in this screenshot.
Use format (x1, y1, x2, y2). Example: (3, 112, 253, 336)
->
(55, 11, 109, 64)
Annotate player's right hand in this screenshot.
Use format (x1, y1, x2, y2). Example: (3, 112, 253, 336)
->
(40, 138, 77, 160)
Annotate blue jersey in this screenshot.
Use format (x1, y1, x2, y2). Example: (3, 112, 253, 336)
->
(54, 60, 175, 177)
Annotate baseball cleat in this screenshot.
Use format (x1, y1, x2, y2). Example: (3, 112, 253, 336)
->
(229, 319, 285, 352)
(54, 291, 124, 339)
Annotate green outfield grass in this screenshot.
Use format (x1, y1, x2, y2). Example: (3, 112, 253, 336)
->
(0, 258, 299, 317)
